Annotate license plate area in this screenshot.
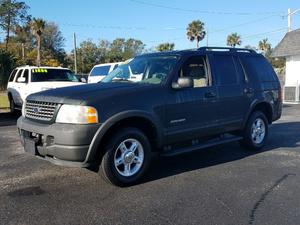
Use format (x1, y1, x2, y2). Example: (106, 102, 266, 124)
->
(24, 137, 37, 155)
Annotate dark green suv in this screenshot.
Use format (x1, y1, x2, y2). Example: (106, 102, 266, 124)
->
(17, 47, 282, 186)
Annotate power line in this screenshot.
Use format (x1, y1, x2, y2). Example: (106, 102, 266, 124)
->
(61, 23, 147, 30)
(210, 27, 286, 46)
(129, 0, 283, 16)
(60, 13, 280, 34)
(146, 27, 286, 47)
(243, 28, 286, 40)
(210, 15, 280, 33)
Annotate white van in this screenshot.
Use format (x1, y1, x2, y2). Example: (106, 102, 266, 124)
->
(88, 62, 120, 83)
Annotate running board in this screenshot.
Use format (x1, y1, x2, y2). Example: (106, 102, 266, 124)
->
(162, 136, 243, 157)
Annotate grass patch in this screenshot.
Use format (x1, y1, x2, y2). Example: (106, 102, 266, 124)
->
(0, 93, 9, 109)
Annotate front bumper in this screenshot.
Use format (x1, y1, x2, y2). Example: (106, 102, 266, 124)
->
(17, 116, 101, 167)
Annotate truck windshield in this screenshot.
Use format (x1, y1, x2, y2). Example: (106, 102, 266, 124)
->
(101, 56, 178, 84)
(31, 69, 79, 82)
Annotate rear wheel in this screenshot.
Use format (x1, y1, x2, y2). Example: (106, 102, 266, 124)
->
(239, 111, 268, 151)
(99, 127, 152, 186)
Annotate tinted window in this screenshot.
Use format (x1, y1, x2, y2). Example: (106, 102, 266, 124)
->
(8, 70, 17, 82)
(241, 56, 276, 82)
(102, 56, 178, 85)
(90, 65, 111, 76)
(31, 69, 79, 82)
(180, 56, 208, 88)
(23, 69, 29, 83)
(214, 55, 238, 85)
(15, 69, 23, 82)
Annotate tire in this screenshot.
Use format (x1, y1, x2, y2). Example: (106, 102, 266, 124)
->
(239, 111, 268, 151)
(99, 127, 152, 187)
(8, 95, 16, 114)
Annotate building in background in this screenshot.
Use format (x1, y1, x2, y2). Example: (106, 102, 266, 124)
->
(272, 28, 300, 103)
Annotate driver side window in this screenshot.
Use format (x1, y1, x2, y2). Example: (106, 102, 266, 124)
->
(15, 69, 24, 83)
(180, 56, 208, 88)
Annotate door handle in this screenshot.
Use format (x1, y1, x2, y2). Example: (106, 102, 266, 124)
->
(204, 91, 217, 98)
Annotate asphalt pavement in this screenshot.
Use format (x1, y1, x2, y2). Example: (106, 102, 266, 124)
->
(0, 105, 300, 225)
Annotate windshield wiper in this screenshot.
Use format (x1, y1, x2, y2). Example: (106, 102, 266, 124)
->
(112, 78, 133, 82)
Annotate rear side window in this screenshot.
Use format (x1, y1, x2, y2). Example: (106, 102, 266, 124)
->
(90, 65, 111, 76)
(8, 69, 17, 82)
(214, 55, 238, 85)
(240, 56, 277, 82)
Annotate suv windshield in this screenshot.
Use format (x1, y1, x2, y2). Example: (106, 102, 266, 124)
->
(31, 69, 79, 82)
(101, 56, 178, 84)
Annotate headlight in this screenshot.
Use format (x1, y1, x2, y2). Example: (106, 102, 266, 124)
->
(56, 105, 98, 124)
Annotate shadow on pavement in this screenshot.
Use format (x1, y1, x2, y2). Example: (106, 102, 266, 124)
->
(142, 121, 300, 184)
(0, 111, 21, 126)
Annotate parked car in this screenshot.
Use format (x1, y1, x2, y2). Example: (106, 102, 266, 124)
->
(88, 62, 120, 83)
(17, 47, 282, 186)
(7, 66, 84, 112)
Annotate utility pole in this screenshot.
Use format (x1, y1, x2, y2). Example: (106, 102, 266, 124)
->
(73, 32, 78, 74)
(287, 8, 300, 32)
(288, 8, 292, 32)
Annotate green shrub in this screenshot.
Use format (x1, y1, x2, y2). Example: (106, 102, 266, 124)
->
(0, 49, 16, 90)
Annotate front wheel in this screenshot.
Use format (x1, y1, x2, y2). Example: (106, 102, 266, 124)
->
(239, 111, 268, 151)
(99, 127, 152, 186)
(8, 96, 16, 114)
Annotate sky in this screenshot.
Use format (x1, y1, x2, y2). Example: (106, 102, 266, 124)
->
(22, 0, 300, 53)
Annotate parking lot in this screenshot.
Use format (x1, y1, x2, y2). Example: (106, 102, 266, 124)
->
(0, 105, 299, 225)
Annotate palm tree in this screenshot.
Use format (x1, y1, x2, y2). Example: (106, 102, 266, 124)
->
(31, 18, 46, 66)
(14, 25, 30, 61)
(186, 20, 206, 48)
(258, 38, 271, 55)
(227, 33, 242, 48)
(156, 43, 175, 52)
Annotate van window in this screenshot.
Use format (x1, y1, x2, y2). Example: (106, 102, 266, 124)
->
(15, 69, 24, 82)
(179, 56, 208, 88)
(240, 56, 276, 82)
(90, 65, 111, 76)
(8, 69, 17, 82)
(214, 55, 238, 85)
(23, 69, 29, 83)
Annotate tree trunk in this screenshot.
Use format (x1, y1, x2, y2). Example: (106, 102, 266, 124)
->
(21, 43, 25, 61)
(196, 41, 199, 48)
(36, 35, 41, 66)
(5, 10, 11, 50)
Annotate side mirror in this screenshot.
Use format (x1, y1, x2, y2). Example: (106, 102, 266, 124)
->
(17, 77, 26, 83)
(80, 77, 87, 83)
(172, 77, 193, 89)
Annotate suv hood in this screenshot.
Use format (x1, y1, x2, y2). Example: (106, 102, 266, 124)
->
(26, 82, 153, 105)
(30, 81, 83, 90)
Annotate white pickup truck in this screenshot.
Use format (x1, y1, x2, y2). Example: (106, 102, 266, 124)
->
(7, 66, 84, 112)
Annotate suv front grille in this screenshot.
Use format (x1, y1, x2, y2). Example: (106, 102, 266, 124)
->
(25, 100, 59, 122)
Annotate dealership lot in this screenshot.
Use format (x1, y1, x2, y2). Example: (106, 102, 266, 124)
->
(0, 105, 300, 225)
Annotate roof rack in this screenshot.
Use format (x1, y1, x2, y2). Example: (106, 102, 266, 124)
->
(198, 47, 256, 54)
